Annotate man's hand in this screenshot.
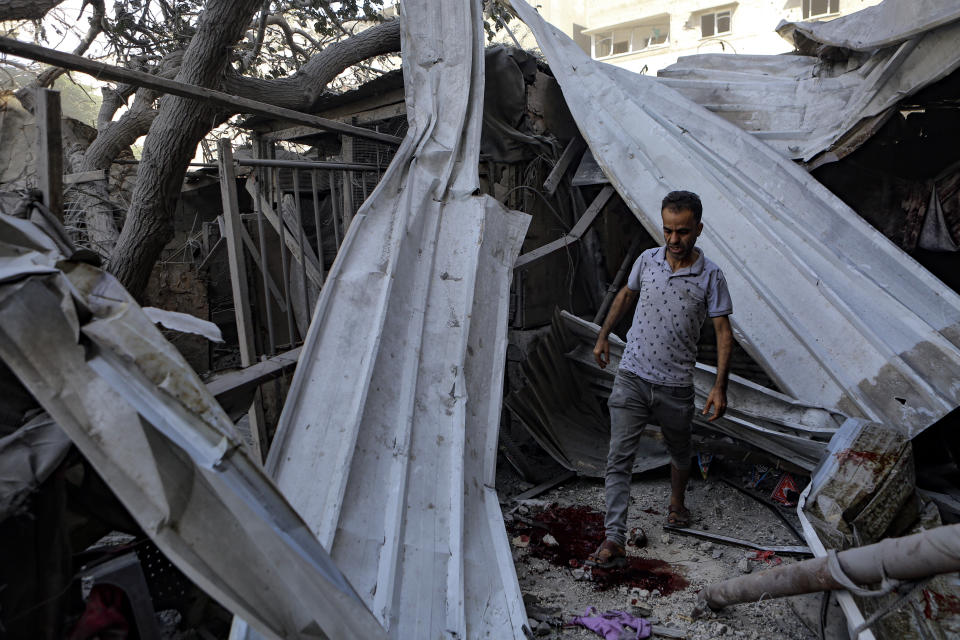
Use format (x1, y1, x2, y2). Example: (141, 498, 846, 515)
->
(594, 335, 610, 369)
(702, 385, 727, 422)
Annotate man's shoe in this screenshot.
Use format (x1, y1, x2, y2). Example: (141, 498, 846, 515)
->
(584, 539, 627, 569)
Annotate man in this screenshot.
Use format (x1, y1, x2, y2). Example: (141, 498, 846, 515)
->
(586, 190, 733, 569)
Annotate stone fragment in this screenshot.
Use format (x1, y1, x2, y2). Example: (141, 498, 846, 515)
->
(542, 533, 559, 547)
(737, 558, 752, 573)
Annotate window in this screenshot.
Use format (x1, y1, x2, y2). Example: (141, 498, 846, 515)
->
(701, 10, 731, 38)
(803, 0, 839, 19)
(592, 22, 669, 59)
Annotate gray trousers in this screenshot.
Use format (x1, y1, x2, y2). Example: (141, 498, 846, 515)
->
(604, 370, 695, 546)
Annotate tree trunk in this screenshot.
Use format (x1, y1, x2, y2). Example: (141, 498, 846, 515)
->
(107, 16, 401, 296)
(107, 0, 262, 295)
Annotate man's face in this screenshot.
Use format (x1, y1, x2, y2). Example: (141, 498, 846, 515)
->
(661, 207, 703, 262)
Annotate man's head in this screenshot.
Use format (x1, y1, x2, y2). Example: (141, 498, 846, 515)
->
(660, 191, 703, 263)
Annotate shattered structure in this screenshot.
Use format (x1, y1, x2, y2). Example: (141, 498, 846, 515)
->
(3, 0, 960, 639)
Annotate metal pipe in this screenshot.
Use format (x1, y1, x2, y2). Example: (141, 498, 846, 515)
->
(593, 235, 643, 324)
(253, 138, 276, 355)
(330, 172, 342, 248)
(273, 167, 297, 344)
(695, 523, 960, 617)
(310, 170, 326, 283)
(292, 168, 310, 317)
(237, 158, 379, 172)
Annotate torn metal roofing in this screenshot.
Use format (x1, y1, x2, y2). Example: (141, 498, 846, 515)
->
(511, 0, 960, 438)
(658, 2, 960, 166)
(776, 0, 960, 52)
(237, 0, 532, 637)
(0, 215, 385, 640)
(513, 311, 845, 472)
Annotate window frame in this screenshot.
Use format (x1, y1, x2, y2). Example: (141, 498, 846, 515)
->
(700, 9, 732, 39)
(802, 0, 840, 20)
(590, 21, 670, 60)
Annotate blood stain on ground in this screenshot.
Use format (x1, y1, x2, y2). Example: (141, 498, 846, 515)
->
(508, 504, 688, 594)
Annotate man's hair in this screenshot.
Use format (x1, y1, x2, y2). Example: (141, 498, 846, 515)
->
(662, 190, 703, 221)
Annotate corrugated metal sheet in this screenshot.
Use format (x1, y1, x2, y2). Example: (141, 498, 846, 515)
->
(658, 3, 960, 166)
(511, 0, 960, 438)
(0, 215, 386, 640)
(238, 1, 532, 638)
(507, 310, 842, 473)
(777, 0, 960, 52)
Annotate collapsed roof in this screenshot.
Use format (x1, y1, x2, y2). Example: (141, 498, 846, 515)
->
(511, 0, 960, 440)
(657, 0, 960, 167)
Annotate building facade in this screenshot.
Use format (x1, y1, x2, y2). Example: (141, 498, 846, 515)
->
(526, 0, 883, 74)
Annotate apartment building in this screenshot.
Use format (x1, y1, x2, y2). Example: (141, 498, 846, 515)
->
(524, 0, 883, 74)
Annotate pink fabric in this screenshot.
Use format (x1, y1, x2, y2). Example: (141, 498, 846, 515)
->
(568, 606, 652, 640)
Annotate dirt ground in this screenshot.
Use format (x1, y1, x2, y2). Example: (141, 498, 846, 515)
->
(496, 458, 846, 640)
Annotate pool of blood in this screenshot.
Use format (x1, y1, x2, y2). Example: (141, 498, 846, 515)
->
(509, 504, 688, 594)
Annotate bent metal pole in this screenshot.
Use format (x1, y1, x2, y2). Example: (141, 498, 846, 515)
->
(694, 523, 960, 616)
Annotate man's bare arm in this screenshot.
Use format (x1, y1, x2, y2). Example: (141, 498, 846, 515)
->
(593, 286, 639, 369)
(703, 315, 732, 421)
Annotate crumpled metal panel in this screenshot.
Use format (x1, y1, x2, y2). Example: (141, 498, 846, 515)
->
(0, 216, 386, 640)
(561, 311, 843, 471)
(777, 0, 960, 52)
(0, 411, 71, 520)
(512, 0, 960, 438)
(659, 7, 960, 165)
(242, 1, 531, 638)
(505, 310, 672, 477)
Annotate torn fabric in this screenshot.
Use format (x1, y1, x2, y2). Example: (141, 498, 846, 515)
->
(512, 0, 960, 438)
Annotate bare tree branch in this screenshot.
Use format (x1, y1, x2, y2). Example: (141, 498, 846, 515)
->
(239, 0, 269, 73)
(0, 0, 66, 21)
(223, 18, 400, 111)
(36, 0, 106, 87)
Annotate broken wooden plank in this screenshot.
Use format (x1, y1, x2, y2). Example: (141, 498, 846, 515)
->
(0, 36, 402, 146)
(237, 224, 284, 307)
(514, 184, 615, 268)
(511, 470, 577, 502)
(217, 139, 268, 462)
(63, 169, 108, 185)
(542, 136, 585, 197)
(34, 88, 62, 221)
(248, 180, 324, 288)
(206, 347, 302, 419)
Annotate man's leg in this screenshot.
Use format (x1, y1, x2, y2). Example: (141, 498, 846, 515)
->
(603, 373, 651, 547)
(653, 384, 695, 525)
(670, 462, 691, 514)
